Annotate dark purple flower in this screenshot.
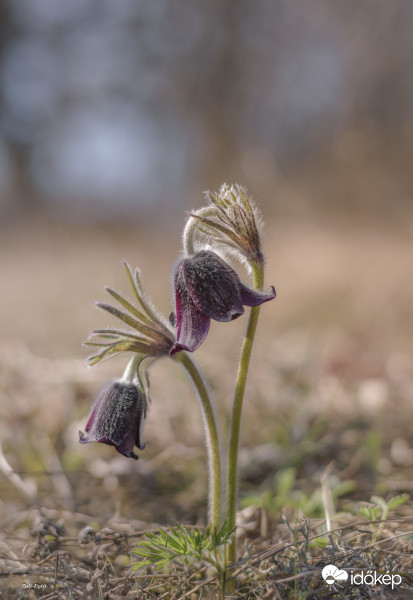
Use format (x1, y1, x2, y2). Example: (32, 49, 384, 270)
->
(79, 380, 146, 459)
(169, 250, 275, 354)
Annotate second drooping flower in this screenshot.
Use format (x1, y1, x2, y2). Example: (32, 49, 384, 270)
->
(80, 263, 175, 459)
(79, 378, 147, 460)
(169, 250, 275, 354)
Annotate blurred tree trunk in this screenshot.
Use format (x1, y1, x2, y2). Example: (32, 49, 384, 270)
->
(196, 0, 242, 188)
(0, 2, 39, 223)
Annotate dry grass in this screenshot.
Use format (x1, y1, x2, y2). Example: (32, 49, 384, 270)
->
(0, 503, 412, 598)
(0, 217, 412, 598)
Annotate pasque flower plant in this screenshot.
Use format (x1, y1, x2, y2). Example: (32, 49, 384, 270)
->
(80, 183, 275, 590)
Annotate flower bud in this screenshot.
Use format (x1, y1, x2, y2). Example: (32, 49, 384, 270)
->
(183, 184, 264, 268)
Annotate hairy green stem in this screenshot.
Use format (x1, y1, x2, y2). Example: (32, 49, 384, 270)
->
(226, 261, 264, 575)
(174, 351, 222, 529)
(120, 354, 142, 384)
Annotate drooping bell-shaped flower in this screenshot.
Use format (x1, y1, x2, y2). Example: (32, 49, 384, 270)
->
(79, 379, 147, 459)
(170, 250, 275, 354)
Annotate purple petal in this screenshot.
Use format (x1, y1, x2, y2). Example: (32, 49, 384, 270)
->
(169, 251, 276, 354)
(238, 283, 276, 307)
(169, 263, 210, 353)
(79, 381, 145, 459)
(79, 430, 91, 443)
(182, 251, 244, 321)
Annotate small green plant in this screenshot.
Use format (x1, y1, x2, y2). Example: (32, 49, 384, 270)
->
(131, 521, 235, 582)
(359, 430, 382, 473)
(130, 521, 236, 597)
(242, 468, 355, 520)
(355, 493, 410, 561)
(359, 493, 409, 523)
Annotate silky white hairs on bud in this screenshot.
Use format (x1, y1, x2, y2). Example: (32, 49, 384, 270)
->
(183, 184, 265, 278)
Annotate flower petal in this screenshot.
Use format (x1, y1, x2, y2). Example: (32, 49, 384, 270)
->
(182, 251, 244, 321)
(169, 264, 210, 353)
(238, 282, 276, 307)
(170, 251, 276, 353)
(79, 381, 145, 459)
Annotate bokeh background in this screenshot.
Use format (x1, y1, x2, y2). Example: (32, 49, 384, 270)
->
(2, 0, 413, 225)
(1, 0, 413, 542)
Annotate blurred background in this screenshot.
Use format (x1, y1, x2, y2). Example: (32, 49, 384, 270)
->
(0, 0, 413, 530)
(1, 0, 413, 225)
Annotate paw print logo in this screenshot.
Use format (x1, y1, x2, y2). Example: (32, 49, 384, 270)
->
(322, 564, 348, 586)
